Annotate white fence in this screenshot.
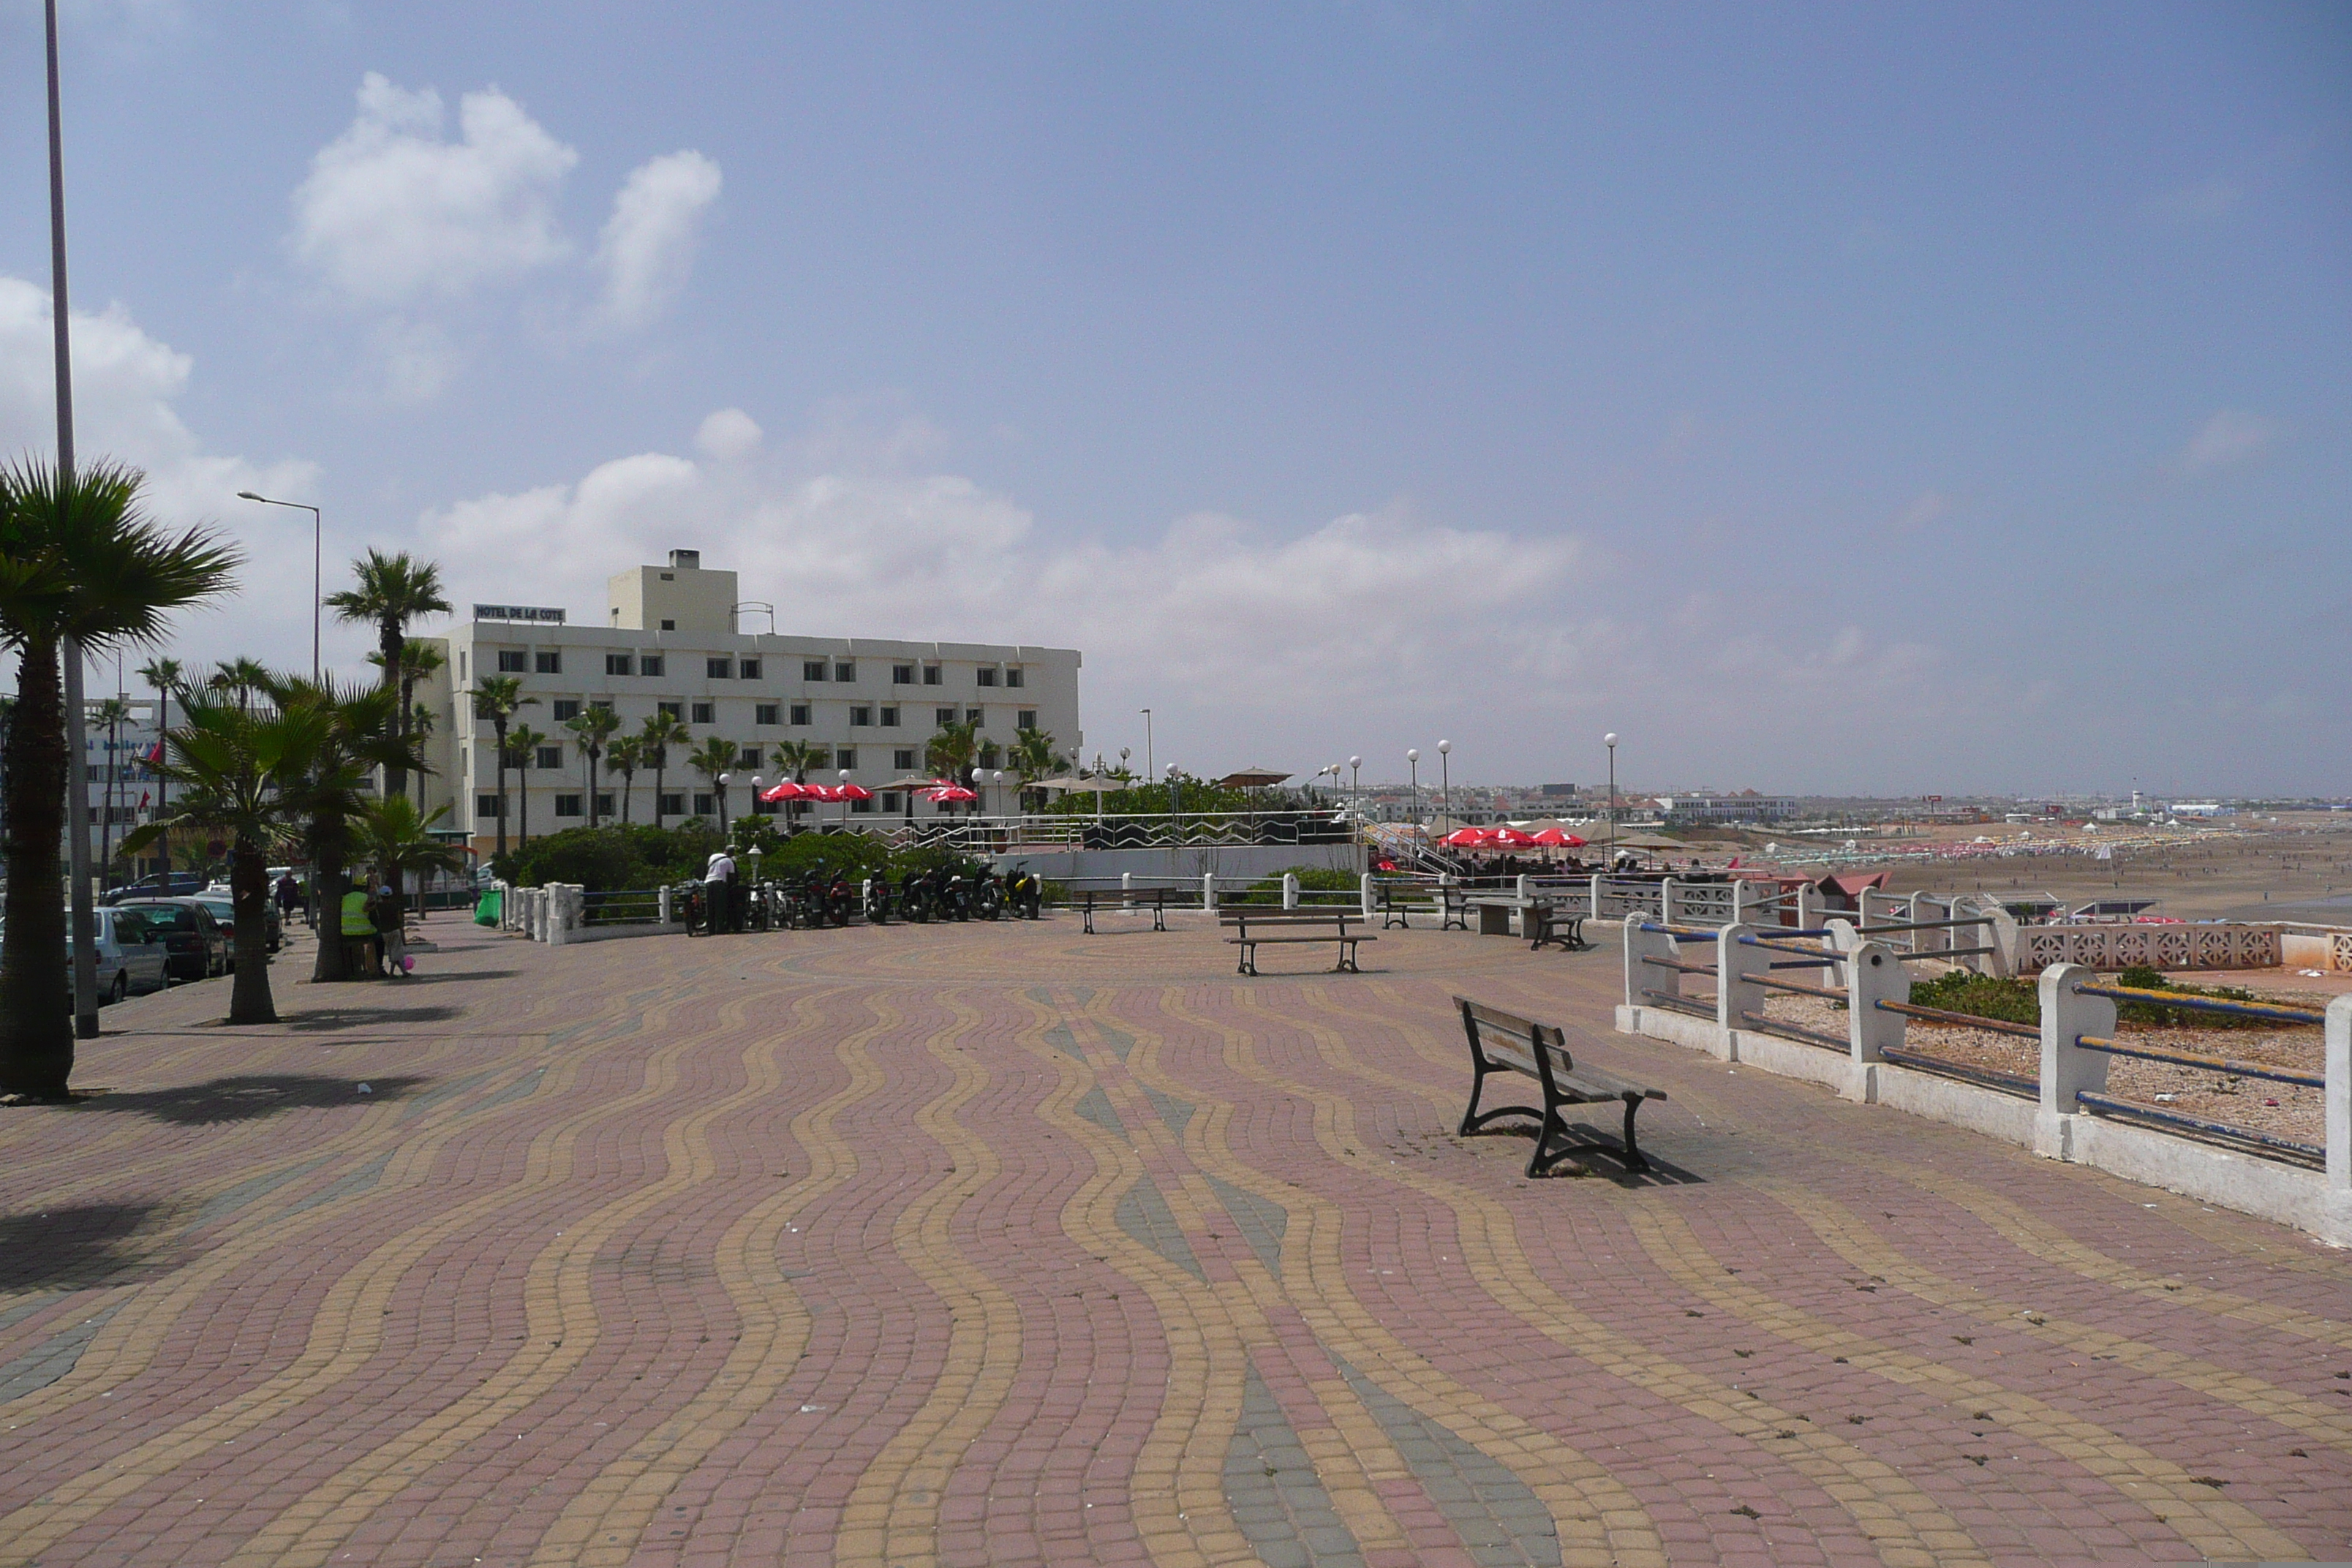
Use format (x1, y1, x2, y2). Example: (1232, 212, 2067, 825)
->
(1618, 915, 2350, 1246)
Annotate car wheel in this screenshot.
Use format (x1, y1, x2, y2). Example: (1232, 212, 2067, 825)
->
(109, 971, 129, 1005)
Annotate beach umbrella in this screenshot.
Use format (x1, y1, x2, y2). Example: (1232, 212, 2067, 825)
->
(802, 784, 844, 803)
(835, 783, 874, 801)
(759, 780, 807, 803)
(924, 783, 979, 804)
(1441, 827, 1486, 847)
(1488, 826, 1538, 848)
(1531, 827, 1586, 848)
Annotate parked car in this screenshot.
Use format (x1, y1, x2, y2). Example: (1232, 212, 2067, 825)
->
(192, 892, 281, 959)
(99, 871, 208, 905)
(113, 897, 232, 982)
(0, 908, 173, 1005)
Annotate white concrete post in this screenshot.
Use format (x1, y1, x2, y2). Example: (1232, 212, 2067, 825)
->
(1282, 872, 1300, 911)
(1359, 873, 1376, 919)
(1795, 882, 1819, 933)
(546, 887, 568, 947)
(1623, 913, 1683, 1011)
(1716, 922, 1769, 1036)
(2036, 963, 2115, 1160)
(1821, 916, 1862, 993)
(1842, 940, 1906, 1102)
(1910, 892, 1947, 957)
(1660, 877, 1678, 925)
(1980, 897, 2019, 979)
(2324, 995, 2349, 1245)
(1588, 873, 1605, 921)
(658, 885, 672, 927)
(1515, 873, 1533, 905)
(1204, 872, 1218, 911)
(1121, 871, 1134, 912)
(1731, 879, 1756, 925)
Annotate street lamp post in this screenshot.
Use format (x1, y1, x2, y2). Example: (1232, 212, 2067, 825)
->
(1406, 749, 1420, 830)
(1437, 739, 1451, 828)
(1140, 709, 1153, 785)
(237, 491, 323, 679)
(1166, 762, 1179, 821)
(716, 771, 731, 835)
(1348, 755, 1363, 873)
(1604, 733, 1618, 864)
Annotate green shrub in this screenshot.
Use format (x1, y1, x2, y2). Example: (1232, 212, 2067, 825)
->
(1231, 865, 1359, 905)
(2111, 965, 2272, 1029)
(1907, 970, 2040, 1027)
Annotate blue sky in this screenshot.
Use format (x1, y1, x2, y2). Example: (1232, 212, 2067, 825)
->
(3, 2, 2346, 795)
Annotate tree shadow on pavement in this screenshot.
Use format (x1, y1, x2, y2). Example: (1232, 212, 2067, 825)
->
(0, 1202, 165, 1292)
(403, 969, 519, 984)
(282, 1005, 459, 1033)
(67, 1074, 423, 1126)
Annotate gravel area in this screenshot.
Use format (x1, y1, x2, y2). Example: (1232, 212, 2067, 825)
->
(1755, 990, 2326, 1150)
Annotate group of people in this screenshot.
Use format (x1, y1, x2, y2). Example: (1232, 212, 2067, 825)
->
(339, 883, 413, 977)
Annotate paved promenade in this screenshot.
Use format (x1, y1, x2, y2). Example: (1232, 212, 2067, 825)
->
(1, 912, 2347, 1567)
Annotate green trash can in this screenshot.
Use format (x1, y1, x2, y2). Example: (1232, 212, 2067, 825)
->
(474, 886, 502, 927)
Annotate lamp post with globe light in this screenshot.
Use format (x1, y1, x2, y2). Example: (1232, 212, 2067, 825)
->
(1406, 750, 1420, 831)
(1604, 734, 1618, 864)
(1437, 739, 1451, 828)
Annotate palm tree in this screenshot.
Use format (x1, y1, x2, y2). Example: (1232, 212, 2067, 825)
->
(355, 796, 467, 923)
(137, 656, 182, 877)
(369, 637, 445, 807)
(1010, 725, 1062, 813)
(774, 737, 822, 830)
(640, 710, 690, 829)
(606, 735, 644, 825)
(924, 717, 983, 814)
(505, 723, 549, 851)
(687, 735, 738, 832)
(271, 674, 422, 984)
(465, 675, 537, 859)
(324, 549, 449, 799)
(564, 705, 622, 826)
(0, 458, 238, 1096)
(122, 691, 336, 1022)
(206, 656, 272, 710)
(91, 695, 132, 877)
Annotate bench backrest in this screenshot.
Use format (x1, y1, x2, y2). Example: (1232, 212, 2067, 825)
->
(1454, 996, 1572, 1080)
(1219, 910, 1360, 930)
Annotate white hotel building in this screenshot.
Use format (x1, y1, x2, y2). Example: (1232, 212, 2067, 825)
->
(423, 551, 1082, 858)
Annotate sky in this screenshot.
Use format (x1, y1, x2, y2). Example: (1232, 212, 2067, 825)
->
(1, 1, 2346, 796)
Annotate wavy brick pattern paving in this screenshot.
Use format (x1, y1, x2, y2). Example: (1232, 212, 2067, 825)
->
(0, 914, 2345, 1566)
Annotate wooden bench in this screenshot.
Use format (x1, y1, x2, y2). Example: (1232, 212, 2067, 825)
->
(1219, 910, 1376, 976)
(1375, 882, 1414, 930)
(1078, 886, 1171, 935)
(1525, 902, 1588, 953)
(1455, 997, 1665, 1176)
(1438, 885, 1471, 931)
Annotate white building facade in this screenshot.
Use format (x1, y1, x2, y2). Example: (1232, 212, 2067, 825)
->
(423, 551, 1083, 858)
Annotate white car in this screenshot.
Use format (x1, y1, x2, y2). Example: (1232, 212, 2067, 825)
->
(14, 908, 175, 1004)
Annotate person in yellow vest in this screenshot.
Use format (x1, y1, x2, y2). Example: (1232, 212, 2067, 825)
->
(341, 884, 380, 976)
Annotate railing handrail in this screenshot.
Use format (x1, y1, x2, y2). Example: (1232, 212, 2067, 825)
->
(2072, 982, 2326, 1026)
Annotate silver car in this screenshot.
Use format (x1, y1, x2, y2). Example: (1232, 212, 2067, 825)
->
(52, 908, 173, 1004)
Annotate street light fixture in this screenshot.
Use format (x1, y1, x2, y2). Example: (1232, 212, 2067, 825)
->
(1437, 739, 1451, 827)
(717, 771, 732, 834)
(1406, 749, 1420, 830)
(236, 491, 323, 679)
(1140, 709, 1154, 784)
(1348, 755, 1364, 872)
(1166, 761, 1180, 819)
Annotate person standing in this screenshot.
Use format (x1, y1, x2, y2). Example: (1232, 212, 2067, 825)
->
(274, 872, 303, 932)
(374, 884, 409, 976)
(704, 849, 737, 935)
(340, 883, 380, 976)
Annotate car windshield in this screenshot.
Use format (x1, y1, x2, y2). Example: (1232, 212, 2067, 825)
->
(127, 905, 197, 932)
(110, 911, 155, 943)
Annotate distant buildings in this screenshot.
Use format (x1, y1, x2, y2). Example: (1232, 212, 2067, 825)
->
(1651, 790, 1796, 826)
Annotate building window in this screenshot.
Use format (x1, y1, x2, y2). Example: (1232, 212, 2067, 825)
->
(497, 650, 527, 673)
(892, 663, 915, 685)
(921, 664, 942, 685)
(660, 793, 685, 817)
(802, 660, 827, 681)
(693, 792, 715, 817)
(706, 657, 732, 679)
(551, 699, 581, 721)
(834, 661, 855, 683)
(691, 701, 714, 725)
(535, 745, 564, 770)
(739, 657, 761, 680)
(967, 708, 984, 726)
(595, 792, 614, 818)
(976, 666, 998, 687)
(591, 698, 614, 712)
(880, 706, 900, 728)
(881, 792, 902, 813)
(752, 796, 779, 816)
(1005, 667, 1025, 689)
(535, 652, 562, 674)
(936, 706, 958, 727)
(476, 794, 505, 819)
(851, 794, 875, 814)
(980, 743, 1000, 769)
(606, 653, 633, 676)
(836, 747, 857, 769)
(554, 794, 583, 818)
(639, 655, 665, 677)
(1019, 709, 1038, 731)
(850, 706, 872, 727)
(660, 618, 676, 631)
(755, 703, 780, 726)
(894, 749, 917, 772)
(737, 746, 761, 769)
(657, 699, 682, 720)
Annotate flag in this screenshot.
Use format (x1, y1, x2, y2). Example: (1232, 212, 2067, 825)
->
(143, 740, 164, 765)
(139, 791, 151, 810)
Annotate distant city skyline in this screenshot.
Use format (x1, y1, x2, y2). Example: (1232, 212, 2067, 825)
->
(3, 4, 2345, 794)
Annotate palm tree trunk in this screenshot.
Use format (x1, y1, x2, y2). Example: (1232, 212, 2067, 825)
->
(519, 772, 531, 848)
(154, 687, 171, 877)
(227, 835, 276, 1023)
(310, 823, 353, 984)
(651, 757, 666, 829)
(380, 619, 407, 800)
(492, 721, 510, 860)
(0, 636, 75, 1096)
(588, 752, 601, 827)
(618, 771, 633, 825)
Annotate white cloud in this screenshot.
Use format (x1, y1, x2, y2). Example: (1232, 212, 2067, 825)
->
(595, 151, 723, 330)
(291, 72, 578, 306)
(0, 276, 325, 671)
(695, 407, 762, 461)
(2176, 410, 2277, 475)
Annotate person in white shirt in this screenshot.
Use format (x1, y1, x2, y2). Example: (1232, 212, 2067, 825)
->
(704, 851, 737, 933)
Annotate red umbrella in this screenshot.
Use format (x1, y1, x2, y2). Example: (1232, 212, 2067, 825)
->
(760, 780, 807, 802)
(1488, 826, 1538, 848)
(1531, 827, 1586, 848)
(803, 783, 845, 802)
(835, 783, 874, 801)
(1441, 827, 1487, 847)
(924, 783, 979, 804)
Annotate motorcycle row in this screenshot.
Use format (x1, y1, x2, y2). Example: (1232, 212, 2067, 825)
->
(682, 864, 1044, 937)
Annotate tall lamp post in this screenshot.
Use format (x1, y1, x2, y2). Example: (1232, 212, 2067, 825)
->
(1166, 762, 1179, 820)
(716, 771, 731, 835)
(1437, 739, 1451, 828)
(236, 491, 323, 679)
(1406, 749, 1420, 831)
(1604, 732, 1619, 864)
(1140, 709, 1154, 785)
(45, 0, 103, 1041)
(1348, 755, 1364, 872)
